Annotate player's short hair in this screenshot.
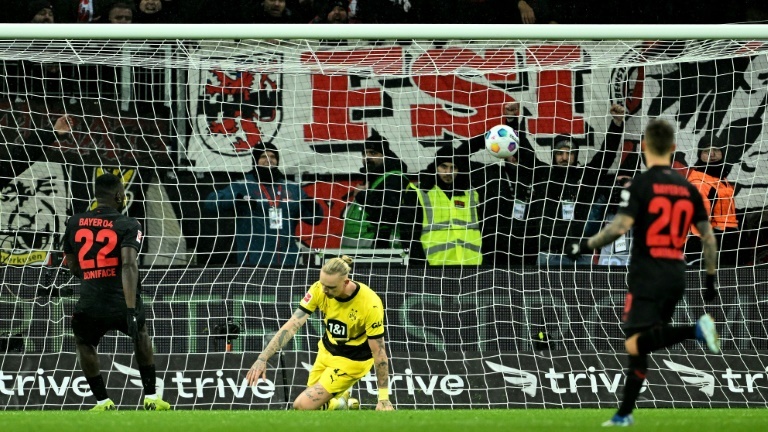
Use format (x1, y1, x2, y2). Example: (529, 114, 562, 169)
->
(322, 255, 353, 277)
(644, 119, 676, 156)
(95, 173, 123, 199)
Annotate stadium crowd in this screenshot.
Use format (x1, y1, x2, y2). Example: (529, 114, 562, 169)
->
(5, 0, 768, 25)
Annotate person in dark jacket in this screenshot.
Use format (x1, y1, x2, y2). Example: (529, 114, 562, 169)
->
(310, 0, 350, 23)
(205, 142, 323, 266)
(342, 130, 410, 249)
(132, 0, 176, 23)
(26, 1, 56, 22)
(497, 102, 626, 266)
(247, 0, 304, 23)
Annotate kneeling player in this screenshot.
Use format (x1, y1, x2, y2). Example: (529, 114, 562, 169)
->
(64, 173, 170, 411)
(247, 256, 394, 411)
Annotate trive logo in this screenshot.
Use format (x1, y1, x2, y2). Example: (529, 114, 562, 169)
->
(662, 360, 715, 396)
(484, 361, 643, 396)
(115, 362, 277, 400)
(0, 369, 92, 397)
(300, 362, 465, 396)
(113, 362, 165, 397)
(663, 360, 768, 396)
(168, 371, 275, 399)
(485, 361, 537, 396)
(0, 365, 277, 401)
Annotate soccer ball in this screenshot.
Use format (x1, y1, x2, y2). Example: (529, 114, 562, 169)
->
(348, 397, 360, 410)
(484, 125, 519, 158)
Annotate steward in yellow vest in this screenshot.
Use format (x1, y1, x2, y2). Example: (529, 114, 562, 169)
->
(405, 145, 483, 265)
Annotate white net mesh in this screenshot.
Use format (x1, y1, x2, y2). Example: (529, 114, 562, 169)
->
(0, 34, 767, 409)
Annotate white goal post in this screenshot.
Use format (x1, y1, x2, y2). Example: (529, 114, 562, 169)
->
(0, 25, 767, 410)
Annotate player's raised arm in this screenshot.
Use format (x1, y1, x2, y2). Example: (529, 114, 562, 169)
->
(368, 336, 394, 411)
(246, 308, 311, 385)
(587, 213, 635, 250)
(567, 213, 635, 260)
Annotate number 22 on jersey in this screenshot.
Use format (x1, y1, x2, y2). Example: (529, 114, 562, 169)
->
(76, 228, 119, 269)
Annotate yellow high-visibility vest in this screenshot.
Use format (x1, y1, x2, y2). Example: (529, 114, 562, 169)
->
(415, 185, 482, 265)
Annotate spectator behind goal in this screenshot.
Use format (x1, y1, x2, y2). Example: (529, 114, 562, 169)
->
(684, 134, 744, 266)
(400, 145, 483, 266)
(342, 130, 410, 250)
(204, 142, 322, 267)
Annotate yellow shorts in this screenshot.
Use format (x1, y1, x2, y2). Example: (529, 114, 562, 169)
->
(307, 343, 373, 395)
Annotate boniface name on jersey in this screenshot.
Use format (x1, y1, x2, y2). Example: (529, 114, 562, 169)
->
(82, 268, 117, 280)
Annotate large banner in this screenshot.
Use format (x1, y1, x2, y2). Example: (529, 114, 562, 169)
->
(640, 53, 768, 209)
(0, 99, 171, 265)
(185, 42, 768, 210)
(186, 43, 630, 175)
(3, 43, 768, 266)
(0, 162, 68, 265)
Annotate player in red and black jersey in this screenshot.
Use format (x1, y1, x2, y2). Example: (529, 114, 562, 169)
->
(567, 119, 720, 426)
(63, 173, 170, 411)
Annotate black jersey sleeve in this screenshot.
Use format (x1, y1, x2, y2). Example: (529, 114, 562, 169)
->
(689, 183, 710, 225)
(616, 177, 641, 219)
(62, 218, 74, 254)
(118, 217, 143, 251)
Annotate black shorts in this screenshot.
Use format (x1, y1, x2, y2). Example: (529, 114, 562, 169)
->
(621, 291, 684, 335)
(71, 309, 146, 347)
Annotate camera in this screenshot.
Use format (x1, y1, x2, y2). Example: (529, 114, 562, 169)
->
(205, 318, 241, 352)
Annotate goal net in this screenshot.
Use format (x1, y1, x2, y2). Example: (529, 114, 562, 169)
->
(1, 26, 767, 410)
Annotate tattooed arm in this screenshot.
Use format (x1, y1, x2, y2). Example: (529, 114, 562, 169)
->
(246, 308, 310, 385)
(587, 213, 635, 250)
(367, 336, 394, 411)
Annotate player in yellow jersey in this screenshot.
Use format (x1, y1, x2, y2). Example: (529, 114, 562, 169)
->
(246, 256, 394, 411)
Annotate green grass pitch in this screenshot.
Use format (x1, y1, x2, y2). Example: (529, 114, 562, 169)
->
(1, 409, 766, 432)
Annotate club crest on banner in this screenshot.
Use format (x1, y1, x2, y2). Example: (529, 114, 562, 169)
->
(0, 162, 68, 265)
(187, 54, 283, 171)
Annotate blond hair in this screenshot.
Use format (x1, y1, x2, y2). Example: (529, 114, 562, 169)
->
(321, 255, 353, 277)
